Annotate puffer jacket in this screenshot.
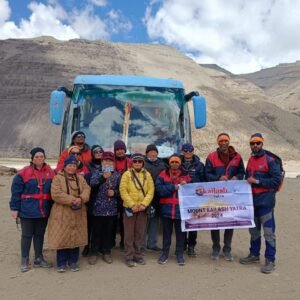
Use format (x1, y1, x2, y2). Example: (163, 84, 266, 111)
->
(205, 147, 245, 181)
(180, 154, 206, 183)
(156, 168, 191, 219)
(48, 171, 91, 249)
(246, 149, 281, 208)
(10, 164, 55, 218)
(119, 168, 154, 209)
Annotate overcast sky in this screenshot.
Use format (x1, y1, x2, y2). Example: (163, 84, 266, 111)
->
(1, 0, 300, 74)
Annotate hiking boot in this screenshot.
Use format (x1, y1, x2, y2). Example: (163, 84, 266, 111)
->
(103, 254, 113, 264)
(261, 260, 275, 274)
(239, 254, 260, 265)
(57, 265, 67, 273)
(223, 251, 234, 262)
(187, 246, 197, 257)
(177, 255, 185, 266)
(126, 259, 136, 267)
(135, 257, 146, 265)
(147, 246, 162, 252)
(33, 257, 52, 268)
(70, 263, 80, 272)
(211, 250, 220, 260)
(88, 255, 98, 265)
(20, 257, 30, 273)
(158, 253, 169, 265)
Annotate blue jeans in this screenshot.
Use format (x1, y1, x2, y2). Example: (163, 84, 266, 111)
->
(249, 207, 276, 262)
(57, 248, 80, 267)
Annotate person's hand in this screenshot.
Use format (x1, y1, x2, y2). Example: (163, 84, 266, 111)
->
(107, 189, 114, 197)
(103, 171, 111, 179)
(219, 175, 228, 181)
(247, 177, 257, 184)
(175, 184, 180, 191)
(131, 206, 139, 213)
(11, 210, 18, 219)
(231, 176, 237, 180)
(180, 180, 187, 185)
(138, 205, 146, 212)
(73, 197, 82, 206)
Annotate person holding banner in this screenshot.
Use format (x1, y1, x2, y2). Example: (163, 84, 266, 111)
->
(156, 154, 191, 266)
(205, 133, 245, 261)
(180, 143, 206, 257)
(240, 133, 281, 274)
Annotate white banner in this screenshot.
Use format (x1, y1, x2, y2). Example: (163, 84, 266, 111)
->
(178, 180, 255, 231)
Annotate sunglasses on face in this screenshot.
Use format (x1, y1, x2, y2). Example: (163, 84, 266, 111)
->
(71, 152, 81, 155)
(133, 160, 143, 164)
(250, 142, 262, 146)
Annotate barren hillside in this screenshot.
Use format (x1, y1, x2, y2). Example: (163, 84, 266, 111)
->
(0, 37, 299, 160)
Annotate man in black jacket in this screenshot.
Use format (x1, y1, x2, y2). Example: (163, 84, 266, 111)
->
(144, 144, 166, 251)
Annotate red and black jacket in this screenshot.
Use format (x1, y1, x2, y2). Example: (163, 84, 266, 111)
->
(155, 168, 191, 220)
(205, 147, 245, 182)
(10, 164, 55, 218)
(246, 149, 281, 208)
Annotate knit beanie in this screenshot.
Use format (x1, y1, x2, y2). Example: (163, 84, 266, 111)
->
(114, 140, 127, 152)
(30, 147, 45, 160)
(63, 156, 78, 167)
(131, 153, 145, 161)
(145, 144, 158, 154)
(71, 131, 86, 141)
(181, 143, 194, 152)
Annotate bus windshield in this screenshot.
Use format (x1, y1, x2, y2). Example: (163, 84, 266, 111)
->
(66, 84, 186, 157)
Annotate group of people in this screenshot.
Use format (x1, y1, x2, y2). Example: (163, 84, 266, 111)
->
(9, 130, 282, 274)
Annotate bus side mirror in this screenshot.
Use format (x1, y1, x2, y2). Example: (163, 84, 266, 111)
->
(193, 95, 206, 129)
(50, 90, 65, 125)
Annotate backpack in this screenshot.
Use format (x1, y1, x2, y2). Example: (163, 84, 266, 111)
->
(265, 150, 285, 192)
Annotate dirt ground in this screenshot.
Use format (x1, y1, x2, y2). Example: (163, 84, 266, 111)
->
(0, 175, 299, 300)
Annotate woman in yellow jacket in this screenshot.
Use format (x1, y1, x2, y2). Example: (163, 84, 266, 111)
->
(119, 153, 154, 267)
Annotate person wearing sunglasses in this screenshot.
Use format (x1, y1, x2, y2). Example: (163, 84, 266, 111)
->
(180, 143, 206, 257)
(56, 131, 92, 173)
(205, 133, 245, 262)
(10, 147, 55, 272)
(156, 154, 191, 266)
(119, 153, 154, 267)
(240, 133, 281, 274)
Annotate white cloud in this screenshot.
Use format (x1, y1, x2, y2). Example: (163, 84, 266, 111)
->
(144, 0, 300, 74)
(0, 1, 132, 41)
(90, 0, 107, 6)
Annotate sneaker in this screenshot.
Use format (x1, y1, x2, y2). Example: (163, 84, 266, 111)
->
(239, 254, 260, 265)
(261, 260, 275, 274)
(33, 257, 52, 268)
(70, 263, 80, 272)
(103, 254, 113, 264)
(223, 251, 234, 262)
(147, 246, 162, 252)
(135, 257, 146, 265)
(20, 257, 30, 273)
(88, 255, 98, 265)
(81, 245, 90, 257)
(177, 255, 185, 266)
(57, 265, 67, 273)
(126, 259, 136, 267)
(187, 246, 197, 257)
(211, 250, 220, 260)
(158, 253, 169, 265)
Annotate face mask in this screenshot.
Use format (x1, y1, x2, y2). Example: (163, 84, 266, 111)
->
(102, 165, 114, 172)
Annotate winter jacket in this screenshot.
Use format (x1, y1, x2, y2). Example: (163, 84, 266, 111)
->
(156, 168, 191, 219)
(180, 154, 206, 183)
(119, 168, 154, 209)
(144, 157, 167, 210)
(48, 171, 91, 249)
(10, 164, 55, 218)
(90, 171, 120, 216)
(56, 143, 92, 172)
(205, 147, 245, 181)
(246, 149, 281, 208)
(114, 156, 132, 175)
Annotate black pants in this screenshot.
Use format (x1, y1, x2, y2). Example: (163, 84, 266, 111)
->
(20, 218, 48, 259)
(211, 229, 234, 253)
(185, 231, 197, 247)
(57, 248, 79, 267)
(91, 215, 116, 255)
(162, 217, 185, 256)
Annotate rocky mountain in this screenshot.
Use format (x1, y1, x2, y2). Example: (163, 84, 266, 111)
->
(0, 37, 299, 161)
